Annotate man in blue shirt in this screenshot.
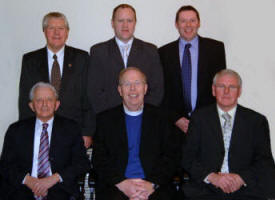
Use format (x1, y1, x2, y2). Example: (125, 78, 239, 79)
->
(93, 67, 180, 200)
(159, 5, 226, 133)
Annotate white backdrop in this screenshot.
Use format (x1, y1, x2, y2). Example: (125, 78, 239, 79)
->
(0, 0, 274, 156)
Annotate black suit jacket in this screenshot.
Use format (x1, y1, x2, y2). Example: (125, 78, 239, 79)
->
(158, 36, 226, 122)
(93, 104, 180, 192)
(19, 45, 95, 136)
(182, 104, 275, 198)
(88, 38, 164, 114)
(0, 115, 90, 200)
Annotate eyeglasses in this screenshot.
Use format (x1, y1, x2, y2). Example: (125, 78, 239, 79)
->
(120, 80, 145, 88)
(215, 84, 239, 90)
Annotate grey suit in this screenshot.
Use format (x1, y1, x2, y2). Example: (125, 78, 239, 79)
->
(87, 38, 164, 113)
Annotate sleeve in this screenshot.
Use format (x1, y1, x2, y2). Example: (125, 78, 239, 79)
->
(18, 55, 34, 120)
(144, 47, 164, 107)
(92, 114, 126, 186)
(80, 52, 96, 136)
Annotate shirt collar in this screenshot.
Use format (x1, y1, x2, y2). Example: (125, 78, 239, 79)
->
(179, 35, 198, 49)
(47, 46, 65, 59)
(36, 117, 54, 127)
(217, 105, 237, 119)
(115, 37, 134, 47)
(123, 104, 143, 116)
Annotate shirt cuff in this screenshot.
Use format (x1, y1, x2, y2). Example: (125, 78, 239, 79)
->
(204, 174, 211, 184)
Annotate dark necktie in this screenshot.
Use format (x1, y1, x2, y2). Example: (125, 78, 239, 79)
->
(51, 54, 61, 93)
(181, 43, 192, 114)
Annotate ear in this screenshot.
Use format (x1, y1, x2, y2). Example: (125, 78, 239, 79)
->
(29, 102, 35, 112)
(238, 87, 242, 97)
(144, 83, 148, 95)
(111, 19, 114, 29)
(212, 84, 216, 97)
(55, 100, 60, 111)
(118, 85, 122, 97)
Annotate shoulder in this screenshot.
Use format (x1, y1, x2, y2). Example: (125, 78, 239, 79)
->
(97, 105, 122, 121)
(5, 117, 35, 136)
(237, 105, 267, 121)
(159, 40, 178, 52)
(90, 38, 113, 52)
(199, 36, 224, 47)
(65, 45, 89, 56)
(23, 47, 46, 60)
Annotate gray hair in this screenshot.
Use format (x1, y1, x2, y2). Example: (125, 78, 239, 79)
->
(213, 69, 242, 87)
(42, 12, 70, 31)
(29, 82, 58, 101)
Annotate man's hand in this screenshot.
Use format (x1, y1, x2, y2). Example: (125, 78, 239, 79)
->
(116, 179, 146, 199)
(32, 173, 60, 196)
(82, 136, 93, 148)
(207, 172, 234, 193)
(175, 117, 190, 133)
(24, 175, 46, 196)
(132, 179, 154, 199)
(219, 173, 245, 193)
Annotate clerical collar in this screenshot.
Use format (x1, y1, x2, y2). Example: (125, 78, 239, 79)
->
(115, 37, 134, 47)
(123, 104, 143, 116)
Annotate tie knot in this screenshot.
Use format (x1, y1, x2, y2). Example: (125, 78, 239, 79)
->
(185, 43, 191, 50)
(222, 112, 231, 121)
(42, 123, 48, 130)
(53, 54, 57, 60)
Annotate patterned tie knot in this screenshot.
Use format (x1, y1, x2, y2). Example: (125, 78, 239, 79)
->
(185, 43, 191, 50)
(42, 123, 48, 131)
(222, 112, 231, 128)
(53, 54, 57, 61)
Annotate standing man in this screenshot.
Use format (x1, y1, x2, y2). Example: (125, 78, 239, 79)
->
(1, 82, 90, 199)
(159, 5, 226, 133)
(182, 69, 275, 200)
(19, 12, 94, 148)
(88, 4, 164, 114)
(93, 67, 180, 200)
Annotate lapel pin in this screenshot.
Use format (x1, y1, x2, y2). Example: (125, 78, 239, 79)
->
(68, 64, 72, 68)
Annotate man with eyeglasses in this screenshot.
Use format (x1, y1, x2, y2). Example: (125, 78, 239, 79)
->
(182, 69, 275, 200)
(93, 67, 180, 200)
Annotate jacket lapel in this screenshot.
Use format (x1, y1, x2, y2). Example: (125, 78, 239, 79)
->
(39, 47, 50, 82)
(208, 105, 225, 150)
(59, 46, 73, 98)
(109, 38, 125, 70)
(197, 36, 206, 103)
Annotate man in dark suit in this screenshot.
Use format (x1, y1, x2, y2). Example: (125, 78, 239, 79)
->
(93, 67, 180, 200)
(88, 4, 164, 114)
(19, 12, 94, 148)
(159, 5, 226, 133)
(0, 82, 90, 200)
(182, 69, 275, 200)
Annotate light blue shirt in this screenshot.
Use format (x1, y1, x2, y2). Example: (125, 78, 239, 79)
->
(179, 36, 199, 114)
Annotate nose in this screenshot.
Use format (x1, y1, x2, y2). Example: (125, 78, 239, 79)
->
(224, 86, 230, 94)
(130, 83, 136, 90)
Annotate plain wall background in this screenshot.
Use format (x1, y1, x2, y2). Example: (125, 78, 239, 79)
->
(0, 0, 274, 156)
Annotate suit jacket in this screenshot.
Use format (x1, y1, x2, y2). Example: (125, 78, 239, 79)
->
(19, 45, 95, 136)
(92, 104, 180, 193)
(158, 36, 226, 122)
(0, 115, 90, 200)
(88, 38, 164, 114)
(182, 104, 275, 198)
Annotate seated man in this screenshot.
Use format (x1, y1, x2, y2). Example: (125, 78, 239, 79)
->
(182, 69, 275, 200)
(93, 67, 181, 200)
(0, 82, 90, 200)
